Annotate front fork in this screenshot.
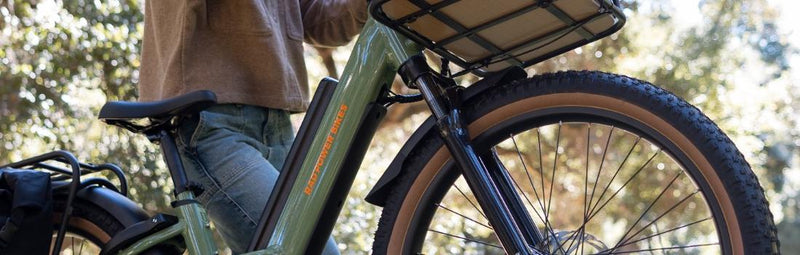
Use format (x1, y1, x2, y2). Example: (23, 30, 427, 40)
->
(398, 54, 545, 254)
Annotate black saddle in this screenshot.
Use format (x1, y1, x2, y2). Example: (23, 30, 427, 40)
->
(99, 90, 217, 133)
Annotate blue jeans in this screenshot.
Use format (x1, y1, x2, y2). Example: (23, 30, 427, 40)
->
(176, 104, 338, 254)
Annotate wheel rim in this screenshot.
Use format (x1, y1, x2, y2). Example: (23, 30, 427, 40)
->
(50, 213, 110, 255)
(401, 107, 731, 254)
(51, 231, 103, 255)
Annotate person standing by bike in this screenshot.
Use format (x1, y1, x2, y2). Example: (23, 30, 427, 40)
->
(137, 1, 367, 253)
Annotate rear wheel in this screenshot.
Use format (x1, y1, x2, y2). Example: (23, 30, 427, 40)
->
(51, 197, 122, 254)
(50, 195, 183, 254)
(373, 71, 779, 254)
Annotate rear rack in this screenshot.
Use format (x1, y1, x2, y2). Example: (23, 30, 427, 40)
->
(1, 150, 128, 255)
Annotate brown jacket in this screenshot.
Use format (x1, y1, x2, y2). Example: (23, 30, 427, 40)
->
(138, 0, 367, 112)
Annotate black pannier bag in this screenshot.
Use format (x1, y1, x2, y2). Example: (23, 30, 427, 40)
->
(0, 168, 54, 255)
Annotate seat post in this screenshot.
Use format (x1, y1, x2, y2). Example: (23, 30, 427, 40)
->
(150, 130, 192, 196)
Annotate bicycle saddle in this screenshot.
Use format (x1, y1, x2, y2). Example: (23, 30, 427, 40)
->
(98, 90, 217, 121)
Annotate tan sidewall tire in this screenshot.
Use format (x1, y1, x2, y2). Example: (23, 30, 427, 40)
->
(51, 199, 123, 253)
(386, 93, 744, 254)
(52, 213, 113, 243)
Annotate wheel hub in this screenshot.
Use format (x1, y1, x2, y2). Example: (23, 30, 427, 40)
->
(541, 230, 608, 254)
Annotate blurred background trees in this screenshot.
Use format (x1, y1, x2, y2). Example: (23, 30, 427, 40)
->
(1, 0, 798, 253)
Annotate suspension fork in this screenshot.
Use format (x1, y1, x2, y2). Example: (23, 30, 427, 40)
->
(398, 54, 545, 254)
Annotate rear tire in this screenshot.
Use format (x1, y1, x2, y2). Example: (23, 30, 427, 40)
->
(50, 195, 183, 254)
(51, 197, 123, 254)
(373, 71, 779, 254)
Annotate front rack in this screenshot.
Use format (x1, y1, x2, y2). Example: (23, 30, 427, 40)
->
(370, 0, 627, 76)
(1, 150, 128, 255)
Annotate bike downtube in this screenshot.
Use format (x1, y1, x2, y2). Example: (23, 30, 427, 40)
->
(398, 54, 543, 254)
(249, 19, 422, 254)
(249, 78, 339, 251)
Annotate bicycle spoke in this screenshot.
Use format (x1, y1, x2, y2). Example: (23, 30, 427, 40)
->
(509, 134, 548, 225)
(609, 170, 683, 252)
(587, 126, 614, 220)
(616, 188, 701, 247)
(436, 203, 493, 230)
(427, 229, 503, 249)
(536, 128, 551, 252)
(619, 217, 712, 248)
(78, 238, 85, 254)
(454, 184, 488, 221)
(505, 134, 567, 253)
(583, 124, 591, 220)
(558, 149, 660, 251)
(588, 136, 641, 216)
(550, 125, 593, 255)
(587, 146, 657, 221)
(502, 157, 548, 231)
(417, 122, 730, 254)
(545, 123, 566, 254)
(546, 123, 561, 223)
(604, 242, 719, 254)
(507, 133, 554, 240)
(580, 124, 591, 255)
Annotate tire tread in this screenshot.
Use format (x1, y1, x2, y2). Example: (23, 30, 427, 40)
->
(373, 71, 779, 254)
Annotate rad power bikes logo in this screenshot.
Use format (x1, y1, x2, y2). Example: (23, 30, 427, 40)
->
(304, 104, 348, 196)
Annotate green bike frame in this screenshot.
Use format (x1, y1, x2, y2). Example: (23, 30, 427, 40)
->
(119, 192, 216, 255)
(259, 18, 422, 254)
(116, 18, 422, 255)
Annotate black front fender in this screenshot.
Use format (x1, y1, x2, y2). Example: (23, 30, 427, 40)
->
(365, 67, 526, 206)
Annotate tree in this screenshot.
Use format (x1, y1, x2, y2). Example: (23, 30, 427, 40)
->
(1, 0, 797, 253)
(0, 0, 174, 220)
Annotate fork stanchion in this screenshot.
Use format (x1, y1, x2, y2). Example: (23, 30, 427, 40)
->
(398, 54, 543, 254)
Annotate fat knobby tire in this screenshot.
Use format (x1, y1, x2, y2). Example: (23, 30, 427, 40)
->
(53, 196, 124, 245)
(373, 71, 779, 254)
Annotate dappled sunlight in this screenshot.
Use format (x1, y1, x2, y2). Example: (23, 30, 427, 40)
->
(1, 0, 798, 253)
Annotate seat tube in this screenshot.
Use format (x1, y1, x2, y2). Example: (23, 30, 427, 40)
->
(154, 130, 192, 195)
(153, 130, 217, 254)
(398, 54, 543, 254)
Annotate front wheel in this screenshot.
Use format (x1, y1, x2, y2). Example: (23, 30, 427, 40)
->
(373, 71, 779, 254)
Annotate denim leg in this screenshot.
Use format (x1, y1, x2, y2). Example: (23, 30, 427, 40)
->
(176, 104, 339, 254)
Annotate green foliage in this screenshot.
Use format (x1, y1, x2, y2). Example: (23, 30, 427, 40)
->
(1, 0, 798, 253)
(0, 0, 172, 213)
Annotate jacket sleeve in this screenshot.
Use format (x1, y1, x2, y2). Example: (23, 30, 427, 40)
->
(300, 0, 368, 47)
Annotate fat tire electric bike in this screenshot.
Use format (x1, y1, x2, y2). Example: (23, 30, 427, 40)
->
(2, 0, 780, 254)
